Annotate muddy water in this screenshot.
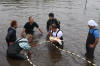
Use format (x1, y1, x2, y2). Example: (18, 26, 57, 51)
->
(0, 0, 100, 66)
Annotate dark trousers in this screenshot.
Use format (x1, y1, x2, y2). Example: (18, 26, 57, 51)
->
(6, 38, 10, 47)
(86, 44, 95, 59)
(7, 54, 27, 60)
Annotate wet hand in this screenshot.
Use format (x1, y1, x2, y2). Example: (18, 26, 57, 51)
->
(28, 50, 32, 55)
(40, 31, 44, 36)
(31, 44, 39, 47)
(42, 33, 44, 36)
(90, 44, 95, 48)
(51, 40, 57, 43)
(48, 32, 52, 36)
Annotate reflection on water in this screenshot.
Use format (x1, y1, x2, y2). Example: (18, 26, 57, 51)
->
(47, 44, 62, 63)
(84, 0, 87, 10)
(0, 0, 100, 66)
(7, 58, 23, 66)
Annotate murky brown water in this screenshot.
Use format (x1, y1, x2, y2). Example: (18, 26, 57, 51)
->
(0, 0, 100, 66)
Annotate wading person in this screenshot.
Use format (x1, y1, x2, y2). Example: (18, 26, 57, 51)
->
(47, 13, 60, 32)
(20, 16, 43, 38)
(48, 25, 63, 49)
(6, 20, 18, 46)
(7, 35, 36, 60)
(86, 20, 99, 60)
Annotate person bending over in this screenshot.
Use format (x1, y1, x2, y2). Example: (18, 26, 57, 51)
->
(7, 35, 36, 60)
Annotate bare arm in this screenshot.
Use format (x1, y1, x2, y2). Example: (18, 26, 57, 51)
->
(94, 38, 99, 46)
(20, 28, 25, 38)
(90, 38, 99, 48)
(38, 27, 44, 35)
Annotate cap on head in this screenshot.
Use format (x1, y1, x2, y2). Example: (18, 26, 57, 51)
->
(88, 20, 98, 27)
(49, 13, 54, 17)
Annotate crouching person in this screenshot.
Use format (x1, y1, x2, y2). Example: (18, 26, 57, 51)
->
(7, 35, 34, 60)
(48, 25, 64, 49)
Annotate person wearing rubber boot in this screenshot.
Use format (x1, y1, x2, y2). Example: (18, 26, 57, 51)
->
(85, 20, 99, 60)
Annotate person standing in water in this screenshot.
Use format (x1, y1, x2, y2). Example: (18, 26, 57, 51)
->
(47, 13, 60, 32)
(48, 25, 64, 49)
(86, 20, 99, 60)
(20, 16, 43, 37)
(6, 20, 18, 46)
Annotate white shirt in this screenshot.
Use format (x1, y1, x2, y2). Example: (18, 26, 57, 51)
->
(51, 29, 63, 38)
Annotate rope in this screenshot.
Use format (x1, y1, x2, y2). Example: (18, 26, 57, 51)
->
(23, 40, 50, 66)
(51, 43, 96, 66)
(24, 52, 36, 66)
(24, 40, 96, 66)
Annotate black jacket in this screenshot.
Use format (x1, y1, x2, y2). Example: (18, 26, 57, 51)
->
(6, 27, 16, 45)
(47, 18, 60, 32)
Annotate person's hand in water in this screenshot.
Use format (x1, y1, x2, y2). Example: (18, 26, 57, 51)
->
(31, 43, 39, 47)
(41, 32, 44, 36)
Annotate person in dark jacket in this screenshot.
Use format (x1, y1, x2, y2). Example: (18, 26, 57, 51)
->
(86, 20, 99, 60)
(47, 13, 60, 32)
(6, 20, 18, 46)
